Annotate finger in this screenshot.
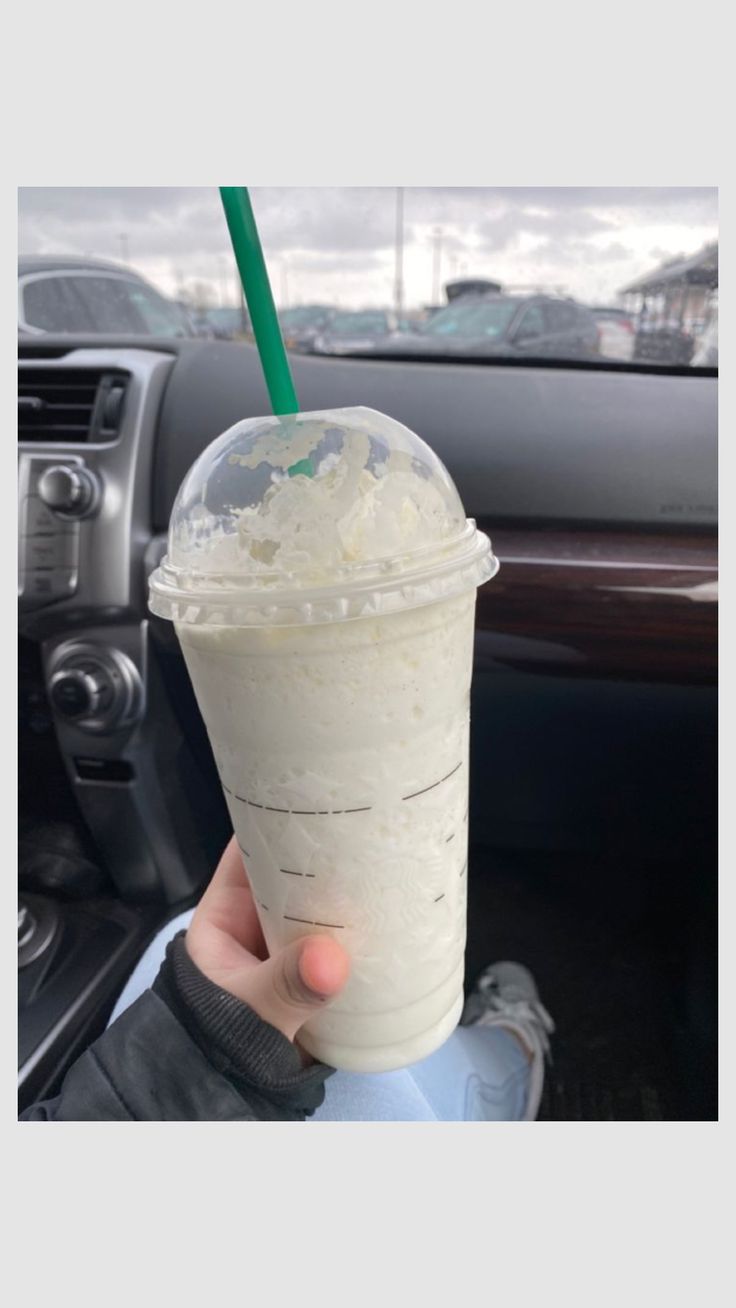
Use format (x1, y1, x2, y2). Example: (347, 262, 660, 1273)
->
(190, 837, 267, 959)
(235, 934, 350, 1042)
(203, 834, 248, 893)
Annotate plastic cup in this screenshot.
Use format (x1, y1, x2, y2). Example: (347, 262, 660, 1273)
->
(149, 407, 498, 1071)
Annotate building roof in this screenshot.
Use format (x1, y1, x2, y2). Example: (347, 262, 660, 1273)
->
(620, 243, 718, 295)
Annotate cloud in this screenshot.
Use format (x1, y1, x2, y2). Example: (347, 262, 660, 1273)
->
(17, 186, 718, 308)
(286, 249, 386, 273)
(475, 206, 613, 254)
(526, 236, 632, 268)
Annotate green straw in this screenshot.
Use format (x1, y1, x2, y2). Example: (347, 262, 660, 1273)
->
(219, 187, 299, 416)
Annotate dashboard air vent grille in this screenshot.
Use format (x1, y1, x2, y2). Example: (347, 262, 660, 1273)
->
(18, 368, 129, 444)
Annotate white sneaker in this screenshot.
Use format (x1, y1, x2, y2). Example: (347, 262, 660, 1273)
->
(462, 961, 555, 1121)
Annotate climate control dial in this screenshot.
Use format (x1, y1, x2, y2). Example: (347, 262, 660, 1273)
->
(47, 643, 143, 733)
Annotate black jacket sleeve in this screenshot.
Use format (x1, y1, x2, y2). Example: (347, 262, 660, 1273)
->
(20, 933, 333, 1122)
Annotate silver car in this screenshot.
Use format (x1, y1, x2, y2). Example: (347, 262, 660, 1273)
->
(18, 256, 193, 337)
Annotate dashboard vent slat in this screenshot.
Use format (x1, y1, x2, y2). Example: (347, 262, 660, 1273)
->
(18, 368, 129, 444)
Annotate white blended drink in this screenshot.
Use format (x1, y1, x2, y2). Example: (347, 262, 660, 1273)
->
(149, 408, 498, 1072)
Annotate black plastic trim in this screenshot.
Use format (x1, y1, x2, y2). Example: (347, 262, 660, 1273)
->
(319, 350, 718, 379)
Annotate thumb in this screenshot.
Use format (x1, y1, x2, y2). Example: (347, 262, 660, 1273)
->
(240, 934, 350, 1043)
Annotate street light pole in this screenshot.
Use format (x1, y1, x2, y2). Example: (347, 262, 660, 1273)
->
(432, 226, 443, 303)
(235, 266, 248, 333)
(119, 233, 130, 265)
(394, 187, 404, 318)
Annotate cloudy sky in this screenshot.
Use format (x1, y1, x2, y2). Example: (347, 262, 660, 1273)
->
(18, 187, 718, 310)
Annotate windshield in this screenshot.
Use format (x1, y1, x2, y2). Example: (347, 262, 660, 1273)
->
(422, 300, 518, 338)
(17, 188, 718, 367)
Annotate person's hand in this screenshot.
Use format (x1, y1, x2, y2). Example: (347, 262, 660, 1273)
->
(186, 835, 350, 1045)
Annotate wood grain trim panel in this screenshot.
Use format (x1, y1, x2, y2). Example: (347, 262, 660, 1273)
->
(477, 526, 717, 685)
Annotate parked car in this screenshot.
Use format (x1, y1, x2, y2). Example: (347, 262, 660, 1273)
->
(634, 321, 695, 366)
(177, 305, 216, 338)
(691, 306, 718, 367)
(205, 306, 251, 340)
(18, 256, 194, 338)
(312, 309, 403, 355)
(590, 306, 637, 361)
(279, 305, 336, 353)
(378, 293, 600, 359)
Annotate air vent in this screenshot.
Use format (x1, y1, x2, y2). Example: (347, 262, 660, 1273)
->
(18, 368, 130, 444)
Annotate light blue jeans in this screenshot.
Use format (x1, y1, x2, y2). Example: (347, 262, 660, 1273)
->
(109, 910, 531, 1121)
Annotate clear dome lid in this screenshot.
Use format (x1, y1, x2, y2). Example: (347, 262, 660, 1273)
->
(149, 406, 498, 627)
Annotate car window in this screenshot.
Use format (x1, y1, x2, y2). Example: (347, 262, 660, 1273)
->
(208, 307, 247, 334)
(329, 312, 388, 336)
(125, 284, 188, 335)
(545, 302, 578, 332)
(422, 301, 518, 338)
(69, 277, 155, 333)
(25, 274, 187, 336)
(515, 306, 545, 339)
(23, 277, 93, 332)
(281, 307, 331, 329)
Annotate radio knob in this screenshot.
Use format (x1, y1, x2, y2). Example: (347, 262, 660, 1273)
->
(38, 465, 100, 518)
(49, 667, 113, 721)
(46, 644, 143, 734)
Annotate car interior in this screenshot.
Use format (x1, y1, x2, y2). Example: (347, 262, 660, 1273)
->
(18, 334, 717, 1119)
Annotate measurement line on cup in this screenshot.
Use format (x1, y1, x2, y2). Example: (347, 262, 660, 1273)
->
(445, 833, 455, 843)
(280, 868, 316, 878)
(284, 914, 346, 929)
(402, 762, 462, 802)
(259, 902, 270, 912)
(459, 862, 467, 878)
(434, 893, 446, 902)
(238, 843, 251, 858)
(227, 793, 373, 816)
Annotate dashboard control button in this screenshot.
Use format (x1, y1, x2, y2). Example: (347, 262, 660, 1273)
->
(26, 534, 79, 570)
(24, 568, 77, 603)
(50, 672, 96, 719)
(23, 496, 63, 535)
(37, 465, 100, 518)
(51, 666, 114, 720)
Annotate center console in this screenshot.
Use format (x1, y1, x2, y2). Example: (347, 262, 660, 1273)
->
(18, 344, 228, 1109)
